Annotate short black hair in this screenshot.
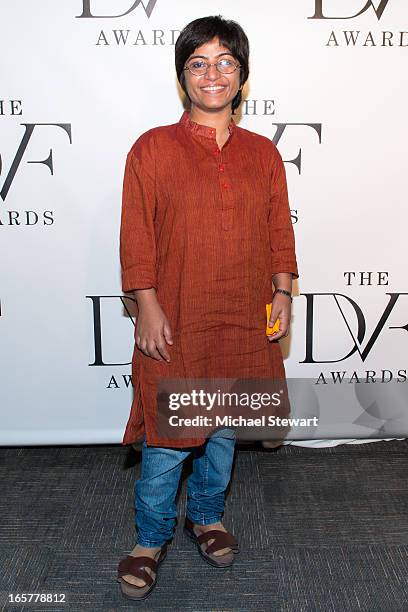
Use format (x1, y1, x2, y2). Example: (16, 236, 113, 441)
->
(175, 15, 249, 112)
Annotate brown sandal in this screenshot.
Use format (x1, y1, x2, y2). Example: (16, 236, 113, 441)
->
(184, 516, 239, 568)
(116, 542, 168, 600)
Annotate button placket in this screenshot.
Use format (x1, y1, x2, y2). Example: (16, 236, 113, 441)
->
(181, 110, 237, 230)
(218, 156, 234, 208)
(216, 150, 235, 231)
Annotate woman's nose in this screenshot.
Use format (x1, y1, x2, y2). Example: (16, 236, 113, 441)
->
(206, 63, 220, 78)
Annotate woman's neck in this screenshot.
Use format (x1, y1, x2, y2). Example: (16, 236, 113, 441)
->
(188, 106, 232, 138)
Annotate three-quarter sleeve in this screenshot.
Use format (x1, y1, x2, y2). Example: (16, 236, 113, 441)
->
(268, 145, 299, 280)
(120, 131, 157, 292)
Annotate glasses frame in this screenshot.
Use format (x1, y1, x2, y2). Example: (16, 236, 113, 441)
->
(183, 57, 241, 77)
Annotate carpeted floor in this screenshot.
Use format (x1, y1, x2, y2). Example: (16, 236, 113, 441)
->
(1, 439, 407, 611)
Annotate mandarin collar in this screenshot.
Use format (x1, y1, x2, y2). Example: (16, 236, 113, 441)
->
(179, 109, 236, 140)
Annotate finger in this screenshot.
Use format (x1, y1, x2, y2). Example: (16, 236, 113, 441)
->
(156, 339, 171, 362)
(268, 311, 279, 328)
(146, 340, 163, 361)
(148, 348, 163, 361)
(138, 340, 151, 357)
(279, 313, 289, 328)
(269, 304, 285, 324)
(273, 312, 290, 330)
(269, 321, 289, 340)
(268, 326, 289, 341)
(163, 322, 174, 345)
(271, 324, 287, 339)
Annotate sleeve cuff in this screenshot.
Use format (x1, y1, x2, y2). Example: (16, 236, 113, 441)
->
(271, 262, 299, 281)
(121, 267, 157, 293)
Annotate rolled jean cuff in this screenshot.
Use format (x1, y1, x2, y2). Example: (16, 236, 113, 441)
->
(136, 536, 168, 547)
(185, 512, 222, 525)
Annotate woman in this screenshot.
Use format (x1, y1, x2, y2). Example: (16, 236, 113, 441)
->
(117, 15, 299, 601)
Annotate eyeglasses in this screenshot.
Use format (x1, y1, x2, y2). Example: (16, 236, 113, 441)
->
(183, 57, 241, 76)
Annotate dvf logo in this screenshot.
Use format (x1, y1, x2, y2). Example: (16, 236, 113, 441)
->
(76, 0, 158, 19)
(301, 292, 408, 363)
(309, 0, 390, 20)
(0, 124, 72, 201)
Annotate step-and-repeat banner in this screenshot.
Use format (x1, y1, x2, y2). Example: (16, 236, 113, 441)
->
(1, 1, 407, 446)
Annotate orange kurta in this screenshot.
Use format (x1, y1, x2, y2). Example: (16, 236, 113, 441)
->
(120, 110, 299, 448)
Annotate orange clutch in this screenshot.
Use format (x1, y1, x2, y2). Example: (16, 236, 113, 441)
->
(266, 302, 280, 336)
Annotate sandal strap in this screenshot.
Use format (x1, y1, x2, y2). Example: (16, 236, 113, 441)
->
(118, 555, 158, 586)
(197, 530, 239, 554)
(119, 566, 153, 587)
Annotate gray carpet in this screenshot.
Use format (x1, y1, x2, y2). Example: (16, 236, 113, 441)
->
(1, 440, 408, 611)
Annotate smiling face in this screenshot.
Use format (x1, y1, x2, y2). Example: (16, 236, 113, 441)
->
(183, 36, 241, 113)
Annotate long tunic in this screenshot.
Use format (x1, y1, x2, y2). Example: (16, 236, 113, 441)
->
(120, 110, 299, 448)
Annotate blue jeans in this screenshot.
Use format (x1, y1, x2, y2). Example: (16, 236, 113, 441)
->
(134, 428, 236, 547)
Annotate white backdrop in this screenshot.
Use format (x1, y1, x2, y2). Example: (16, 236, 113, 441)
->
(1, 1, 407, 446)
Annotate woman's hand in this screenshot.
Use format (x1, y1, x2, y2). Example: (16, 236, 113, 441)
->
(267, 293, 292, 341)
(133, 289, 173, 361)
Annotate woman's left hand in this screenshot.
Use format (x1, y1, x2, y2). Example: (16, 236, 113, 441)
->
(267, 293, 292, 341)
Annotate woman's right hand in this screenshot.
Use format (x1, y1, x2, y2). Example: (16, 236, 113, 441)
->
(134, 289, 173, 362)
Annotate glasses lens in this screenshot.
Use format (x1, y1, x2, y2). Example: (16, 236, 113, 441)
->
(187, 60, 207, 75)
(217, 58, 237, 73)
(186, 58, 238, 75)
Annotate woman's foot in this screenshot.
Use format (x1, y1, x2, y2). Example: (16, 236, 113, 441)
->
(120, 544, 162, 587)
(192, 521, 232, 556)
